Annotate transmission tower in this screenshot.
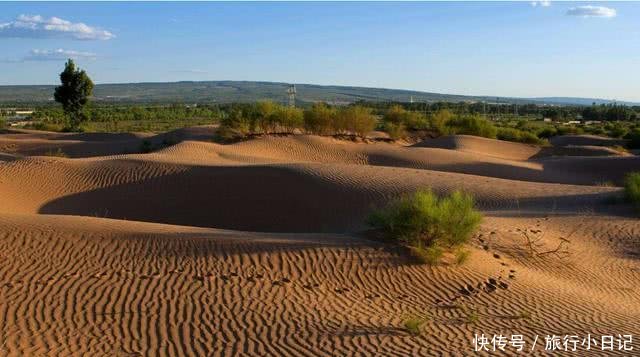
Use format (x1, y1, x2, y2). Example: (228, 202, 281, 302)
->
(287, 84, 296, 107)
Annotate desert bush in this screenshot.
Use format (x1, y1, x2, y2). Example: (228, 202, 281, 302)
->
(368, 190, 482, 264)
(444, 115, 497, 139)
(454, 247, 471, 265)
(253, 100, 279, 133)
(383, 105, 406, 125)
(336, 106, 377, 138)
(624, 172, 640, 210)
(0, 117, 6, 130)
(43, 147, 68, 157)
(497, 127, 545, 145)
(383, 105, 428, 131)
(402, 313, 429, 336)
(304, 102, 336, 135)
(537, 126, 557, 139)
(429, 109, 454, 134)
(218, 108, 252, 139)
(624, 129, 640, 149)
(139, 140, 153, 153)
(556, 125, 584, 136)
(273, 106, 304, 133)
(382, 121, 406, 140)
(608, 124, 628, 138)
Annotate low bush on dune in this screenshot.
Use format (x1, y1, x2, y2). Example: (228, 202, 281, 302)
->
(624, 129, 640, 149)
(335, 106, 377, 138)
(382, 121, 406, 140)
(624, 172, 640, 211)
(43, 147, 68, 157)
(217, 101, 376, 139)
(303, 102, 337, 135)
(368, 190, 482, 265)
(496, 127, 546, 145)
(443, 115, 497, 139)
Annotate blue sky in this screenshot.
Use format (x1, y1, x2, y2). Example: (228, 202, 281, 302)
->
(1, 1, 638, 101)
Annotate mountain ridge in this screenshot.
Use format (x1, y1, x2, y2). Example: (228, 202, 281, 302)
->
(0, 80, 637, 106)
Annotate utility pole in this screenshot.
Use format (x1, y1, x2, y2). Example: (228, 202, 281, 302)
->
(287, 84, 296, 107)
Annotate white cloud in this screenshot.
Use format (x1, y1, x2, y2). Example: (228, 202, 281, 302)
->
(531, 1, 551, 7)
(23, 49, 98, 61)
(0, 14, 114, 40)
(566, 5, 616, 18)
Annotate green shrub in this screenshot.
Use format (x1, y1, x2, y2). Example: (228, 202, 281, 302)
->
(219, 108, 251, 139)
(383, 105, 428, 131)
(140, 140, 153, 153)
(497, 128, 544, 145)
(608, 125, 628, 138)
(402, 314, 429, 336)
(556, 125, 584, 136)
(444, 115, 497, 139)
(624, 172, 640, 210)
(273, 106, 304, 133)
(43, 147, 68, 157)
(368, 190, 482, 264)
(304, 102, 336, 135)
(537, 126, 557, 139)
(624, 129, 640, 149)
(429, 109, 454, 134)
(496, 127, 520, 142)
(0, 117, 6, 129)
(454, 247, 470, 265)
(336, 106, 377, 138)
(382, 121, 406, 140)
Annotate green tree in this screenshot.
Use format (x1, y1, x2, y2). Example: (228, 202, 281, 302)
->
(54, 59, 94, 131)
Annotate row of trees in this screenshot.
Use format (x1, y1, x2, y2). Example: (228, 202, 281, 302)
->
(360, 100, 640, 122)
(33, 104, 222, 124)
(218, 101, 377, 140)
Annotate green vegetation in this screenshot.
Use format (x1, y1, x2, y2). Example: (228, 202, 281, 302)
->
(496, 127, 546, 145)
(402, 313, 430, 336)
(624, 172, 640, 211)
(514, 310, 532, 320)
(217, 101, 376, 140)
(454, 247, 471, 265)
(368, 190, 482, 265)
(464, 309, 480, 324)
(443, 114, 497, 138)
(43, 148, 68, 158)
(54, 60, 94, 131)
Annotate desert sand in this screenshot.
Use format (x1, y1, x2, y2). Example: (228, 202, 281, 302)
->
(0, 128, 639, 355)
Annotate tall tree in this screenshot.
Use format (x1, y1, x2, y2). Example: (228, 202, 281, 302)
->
(54, 59, 94, 130)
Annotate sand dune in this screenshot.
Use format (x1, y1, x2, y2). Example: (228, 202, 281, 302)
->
(550, 134, 628, 147)
(0, 213, 637, 356)
(412, 135, 541, 161)
(0, 129, 639, 355)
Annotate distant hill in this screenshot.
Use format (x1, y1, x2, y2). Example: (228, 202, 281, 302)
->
(532, 97, 639, 106)
(0, 81, 637, 106)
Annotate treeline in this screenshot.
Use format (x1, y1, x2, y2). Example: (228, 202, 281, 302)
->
(358, 100, 640, 122)
(32, 104, 222, 124)
(216, 101, 547, 144)
(218, 101, 377, 140)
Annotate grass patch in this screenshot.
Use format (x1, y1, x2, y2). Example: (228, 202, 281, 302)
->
(464, 309, 480, 324)
(43, 147, 68, 157)
(454, 247, 471, 265)
(410, 246, 444, 265)
(624, 172, 640, 211)
(368, 190, 482, 265)
(402, 313, 429, 336)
